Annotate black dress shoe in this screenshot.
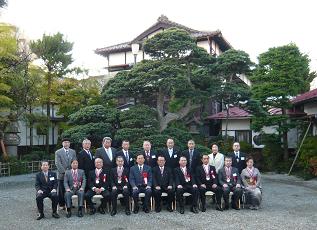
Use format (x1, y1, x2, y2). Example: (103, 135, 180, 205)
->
(77, 209, 83, 217)
(201, 206, 206, 212)
(89, 207, 96, 215)
(167, 206, 173, 212)
(191, 207, 199, 214)
(179, 207, 185, 214)
(224, 204, 229, 210)
(232, 206, 240, 210)
(216, 205, 224, 211)
(143, 208, 150, 213)
(66, 211, 71, 218)
(111, 210, 117, 216)
(36, 213, 44, 220)
(125, 210, 131, 215)
(52, 212, 60, 219)
(133, 206, 139, 214)
(155, 207, 161, 213)
(98, 206, 106, 214)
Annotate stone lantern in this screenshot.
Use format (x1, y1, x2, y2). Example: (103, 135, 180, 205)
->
(3, 122, 21, 157)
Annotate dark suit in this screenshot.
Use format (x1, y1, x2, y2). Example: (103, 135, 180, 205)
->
(181, 149, 201, 174)
(110, 167, 130, 211)
(159, 148, 180, 169)
(228, 151, 247, 174)
(218, 166, 242, 208)
(85, 168, 111, 209)
(152, 166, 174, 209)
(129, 164, 152, 210)
(195, 165, 223, 207)
(35, 171, 58, 214)
(142, 150, 157, 168)
(116, 149, 135, 168)
(95, 147, 117, 169)
(78, 149, 95, 190)
(174, 167, 199, 209)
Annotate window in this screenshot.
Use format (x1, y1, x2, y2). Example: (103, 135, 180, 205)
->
(235, 130, 251, 144)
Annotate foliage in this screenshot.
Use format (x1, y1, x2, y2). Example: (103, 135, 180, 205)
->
(115, 127, 159, 143)
(298, 136, 317, 177)
(131, 134, 180, 152)
(162, 127, 192, 149)
(69, 105, 118, 126)
(62, 122, 113, 146)
(261, 134, 283, 171)
(195, 144, 211, 155)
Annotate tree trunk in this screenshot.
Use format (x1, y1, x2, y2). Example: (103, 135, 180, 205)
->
(225, 105, 230, 142)
(282, 108, 289, 161)
(45, 73, 51, 154)
(157, 87, 200, 132)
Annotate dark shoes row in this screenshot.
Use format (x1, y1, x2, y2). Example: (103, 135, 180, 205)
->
(36, 212, 60, 220)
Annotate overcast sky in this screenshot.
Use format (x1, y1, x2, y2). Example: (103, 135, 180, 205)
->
(1, 0, 317, 79)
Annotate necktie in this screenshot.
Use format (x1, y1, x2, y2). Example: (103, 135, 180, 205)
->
(118, 167, 123, 177)
(189, 150, 193, 166)
(139, 166, 143, 172)
(73, 170, 78, 187)
(87, 150, 92, 160)
(169, 149, 173, 158)
(66, 150, 69, 159)
(125, 151, 129, 162)
(160, 167, 164, 175)
(44, 173, 48, 182)
(106, 149, 112, 161)
(235, 152, 239, 158)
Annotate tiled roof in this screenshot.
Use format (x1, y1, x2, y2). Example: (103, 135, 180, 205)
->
(95, 15, 232, 56)
(291, 88, 317, 105)
(206, 107, 251, 120)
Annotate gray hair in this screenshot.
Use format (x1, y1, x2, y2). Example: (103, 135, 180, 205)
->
(82, 139, 91, 145)
(102, 137, 112, 143)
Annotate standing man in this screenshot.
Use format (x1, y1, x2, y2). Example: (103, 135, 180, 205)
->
(64, 159, 86, 218)
(196, 155, 223, 212)
(116, 140, 134, 168)
(142, 140, 157, 168)
(152, 155, 174, 212)
(208, 143, 224, 173)
(228, 142, 246, 173)
(174, 156, 199, 214)
(78, 139, 95, 191)
(159, 138, 180, 169)
(182, 140, 201, 174)
(218, 156, 243, 210)
(110, 156, 131, 216)
(96, 137, 117, 170)
(35, 160, 59, 220)
(129, 153, 152, 213)
(85, 158, 111, 215)
(55, 138, 76, 209)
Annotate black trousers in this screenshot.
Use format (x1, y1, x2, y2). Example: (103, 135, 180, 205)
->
(199, 184, 223, 206)
(58, 179, 65, 206)
(176, 185, 199, 208)
(85, 190, 110, 209)
(153, 187, 174, 208)
(111, 187, 130, 211)
(223, 186, 242, 207)
(36, 191, 58, 214)
(132, 186, 152, 209)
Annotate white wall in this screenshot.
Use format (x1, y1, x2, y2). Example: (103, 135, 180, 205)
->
(108, 52, 125, 66)
(197, 40, 210, 54)
(220, 119, 250, 131)
(304, 102, 317, 115)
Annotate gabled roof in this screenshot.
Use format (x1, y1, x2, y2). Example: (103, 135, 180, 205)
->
(206, 107, 251, 120)
(95, 15, 232, 56)
(291, 88, 317, 105)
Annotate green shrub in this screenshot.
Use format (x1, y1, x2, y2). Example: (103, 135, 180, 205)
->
(298, 136, 317, 177)
(261, 134, 283, 171)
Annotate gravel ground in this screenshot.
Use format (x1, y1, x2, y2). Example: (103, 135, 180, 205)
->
(0, 173, 316, 230)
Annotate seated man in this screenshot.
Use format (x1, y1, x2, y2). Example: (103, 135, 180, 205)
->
(110, 156, 131, 216)
(218, 156, 243, 210)
(129, 152, 152, 213)
(64, 159, 86, 218)
(35, 160, 60, 220)
(85, 158, 111, 215)
(196, 154, 223, 212)
(152, 155, 174, 212)
(174, 156, 199, 214)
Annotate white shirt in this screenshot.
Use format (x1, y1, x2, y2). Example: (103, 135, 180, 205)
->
(104, 147, 112, 161)
(168, 148, 173, 158)
(208, 152, 224, 173)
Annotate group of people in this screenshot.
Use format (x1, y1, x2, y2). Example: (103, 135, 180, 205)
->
(35, 137, 262, 220)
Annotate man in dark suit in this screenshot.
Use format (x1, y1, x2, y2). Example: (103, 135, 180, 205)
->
(181, 140, 201, 174)
(152, 155, 174, 212)
(174, 156, 199, 214)
(85, 158, 111, 215)
(218, 156, 243, 210)
(159, 138, 180, 169)
(110, 156, 131, 216)
(195, 155, 223, 212)
(78, 139, 95, 191)
(228, 142, 247, 174)
(95, 137, 117, 170)
(116, 140, 134, 168)
(35, 160, 59, 220)
(129, 153, 152, 213)
(142, 140, 157, 168)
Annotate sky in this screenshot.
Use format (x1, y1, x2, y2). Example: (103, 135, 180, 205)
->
(1, 0, 317, 82)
